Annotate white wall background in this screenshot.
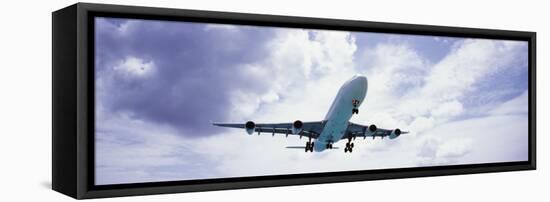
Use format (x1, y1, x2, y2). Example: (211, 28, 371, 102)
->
(0, 0, 546, 201)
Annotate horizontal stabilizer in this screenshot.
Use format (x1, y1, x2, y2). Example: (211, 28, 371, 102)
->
(285, 146, 306, 149)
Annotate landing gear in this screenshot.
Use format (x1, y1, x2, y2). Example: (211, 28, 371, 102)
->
(352, 99, 360, 114)
(344, 147, 353, 153)
(325, 142, 334, 149)
(344, 138, 355, 153)
(305, 138, 314, 152)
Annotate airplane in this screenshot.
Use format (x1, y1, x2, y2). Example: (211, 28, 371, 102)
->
(213, 75, 408, 153)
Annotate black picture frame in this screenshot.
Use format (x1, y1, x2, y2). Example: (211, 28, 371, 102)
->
(52, 2, 536, 199)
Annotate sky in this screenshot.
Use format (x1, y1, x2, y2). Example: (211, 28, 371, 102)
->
(94, 17, 529, 185)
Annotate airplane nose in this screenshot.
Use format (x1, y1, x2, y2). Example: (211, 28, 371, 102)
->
(353, 75, 367, 87)
(357, 75, 367, 82)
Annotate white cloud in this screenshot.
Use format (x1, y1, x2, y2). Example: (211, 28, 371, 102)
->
(351, 42, 430, 131)
(430, 100, 464, 119)
(408, 116, 436, 134)
(416, 40, 520, 102)
(489, 90, 528, 115)
(203, 24, 239, 32)
(95, 107, 219, 185)
(416, 114, 528, 166)
(437, 138, 473, 158)
(113, 56, 156, 78)
(226, 29, 358, 121)
(96, 17, 139, 37)
(352, 39, 528, 138)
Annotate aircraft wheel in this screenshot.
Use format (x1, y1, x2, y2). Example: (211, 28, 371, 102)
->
(344, 147, 348, 153)
(349, 148, 353, 153)
(351, 143, 354, 148)
(346, 142, 350, 147)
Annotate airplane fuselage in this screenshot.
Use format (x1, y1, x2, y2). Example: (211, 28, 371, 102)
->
(313, 75, 368, 152)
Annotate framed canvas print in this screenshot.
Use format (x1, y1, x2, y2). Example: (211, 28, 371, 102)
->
(52, 3, 536, 199)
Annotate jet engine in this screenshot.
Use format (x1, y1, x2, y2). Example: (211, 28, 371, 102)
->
(292, 120, 303, 134)
(369, 124, 377, 132)
(389, 128, 402, 139)
(245, 121, 255, 135)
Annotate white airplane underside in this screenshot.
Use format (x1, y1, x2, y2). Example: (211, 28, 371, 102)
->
(213, 75, 408, 153)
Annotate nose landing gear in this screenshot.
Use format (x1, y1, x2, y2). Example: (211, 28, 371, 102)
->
(352, 99, 360, 114)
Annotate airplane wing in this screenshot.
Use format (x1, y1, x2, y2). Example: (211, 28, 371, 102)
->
(343, 122, 409, 140)
(213, 121, 324, 139)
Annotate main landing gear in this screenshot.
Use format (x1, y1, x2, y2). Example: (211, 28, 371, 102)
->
(305, 137, 314, 152)
(344, 137, 355, 153)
